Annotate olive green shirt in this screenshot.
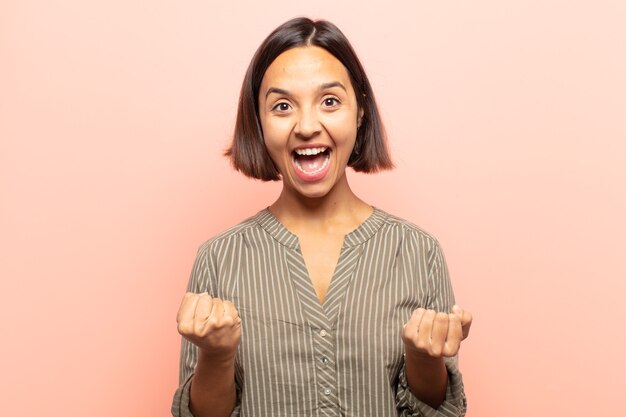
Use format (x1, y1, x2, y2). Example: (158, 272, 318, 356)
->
(172, 208, 466, 417)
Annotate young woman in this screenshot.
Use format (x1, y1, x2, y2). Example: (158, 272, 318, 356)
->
(172, 17, 472, 417)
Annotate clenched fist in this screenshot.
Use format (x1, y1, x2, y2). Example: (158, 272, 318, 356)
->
(402, 305, 472, 358)
(176, 292, 242, 360)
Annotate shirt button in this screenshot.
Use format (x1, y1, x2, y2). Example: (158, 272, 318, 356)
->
(321, 356, 329, 365)
(323, 388, 331, 395)
(319, 329, 327, 337)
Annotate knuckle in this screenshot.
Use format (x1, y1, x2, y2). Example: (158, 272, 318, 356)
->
(401, 325, 411, 338)
(402, 331, 416, 346)
(177, 322, 190, 335)
(193, 318, 207, 330)
(451, 324, 463, 337)
(416, 338, 429, 350)
(411, 308, 425, 320)
(193, 326, 207, 339)
(435, 312, 448, 323)
(442, 346, 455, 357)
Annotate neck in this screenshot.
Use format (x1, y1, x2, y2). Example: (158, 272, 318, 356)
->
(269, 176, 371, 231)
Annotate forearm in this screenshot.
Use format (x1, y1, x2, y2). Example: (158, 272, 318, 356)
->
(189, 350, 237, 417)
(404, 349, 448, 409)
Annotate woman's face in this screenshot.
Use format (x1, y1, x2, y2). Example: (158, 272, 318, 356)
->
(258, 46, 362, 200)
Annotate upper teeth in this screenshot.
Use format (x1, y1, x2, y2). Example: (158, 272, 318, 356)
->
(295, 147, 327, 156)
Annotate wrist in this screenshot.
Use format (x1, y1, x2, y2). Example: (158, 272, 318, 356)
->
(197, 348, 237, 370)
(403, 346, 448, 408)
(404, 346, 445, 368)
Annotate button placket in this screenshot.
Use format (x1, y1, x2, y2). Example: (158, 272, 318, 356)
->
(312, 326, 338, 412)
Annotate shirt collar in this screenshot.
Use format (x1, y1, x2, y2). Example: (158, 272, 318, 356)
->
(255, 207, 387, 249)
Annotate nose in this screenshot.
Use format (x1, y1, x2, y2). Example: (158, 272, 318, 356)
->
(294, 106, 322, 139)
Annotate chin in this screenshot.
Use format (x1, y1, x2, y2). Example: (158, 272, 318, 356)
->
(296, 186, 331, 200)
(283, 168, 343, 200)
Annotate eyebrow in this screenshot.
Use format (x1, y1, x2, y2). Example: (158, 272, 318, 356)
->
(264, 82, 348, 100)
(265, 87, 290, 99)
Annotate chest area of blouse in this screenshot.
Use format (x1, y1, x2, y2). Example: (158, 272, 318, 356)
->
(298, 233, 344, 304)
(216, 233, 430, 331)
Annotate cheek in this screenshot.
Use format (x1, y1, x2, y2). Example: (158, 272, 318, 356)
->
(261, 117, 293, 142)
(324, 116, 358, 144)
(261, 123, 293, 165)
(262, 137, 282, 162)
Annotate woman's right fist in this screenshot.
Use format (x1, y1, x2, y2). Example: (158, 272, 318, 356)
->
(176, 292, 241, 360)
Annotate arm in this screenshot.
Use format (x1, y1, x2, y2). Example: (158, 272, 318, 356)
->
(402, 306, 472, 409)
(404, 347, 448, 408)
(398, 241, 472, 416)
(188, 327, 238, 417)
(172, 245, 241, 417)
(177, 294, 241, 417)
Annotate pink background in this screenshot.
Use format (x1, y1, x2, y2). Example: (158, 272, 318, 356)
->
(1, 1, 625, 416)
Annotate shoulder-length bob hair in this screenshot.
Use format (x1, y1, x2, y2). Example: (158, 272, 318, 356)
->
(225, 17, 394, 181)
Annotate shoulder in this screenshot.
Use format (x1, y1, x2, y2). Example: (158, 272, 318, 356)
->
(195, 210, 266, 257)
(376, 208, 441, 249)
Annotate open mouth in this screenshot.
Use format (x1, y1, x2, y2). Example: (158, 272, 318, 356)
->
(292, 146, 330, 175)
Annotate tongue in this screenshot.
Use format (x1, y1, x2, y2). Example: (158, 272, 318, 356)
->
(297, 154, 326, 173)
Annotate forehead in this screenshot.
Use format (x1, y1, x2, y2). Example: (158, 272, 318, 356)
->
(260, 46, 352, 92)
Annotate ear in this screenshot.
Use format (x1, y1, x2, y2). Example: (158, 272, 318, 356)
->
(357, 107, 364, 128)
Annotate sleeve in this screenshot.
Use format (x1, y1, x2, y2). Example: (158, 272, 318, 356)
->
(171, 242, 242, 417)
(395, 240, 468, 417)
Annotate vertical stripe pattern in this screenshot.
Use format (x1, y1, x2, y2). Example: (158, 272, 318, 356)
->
(172, 208, 467, 417)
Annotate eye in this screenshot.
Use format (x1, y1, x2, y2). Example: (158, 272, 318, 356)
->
(272, 102, 291, 112)
(322, 97, 340, 108)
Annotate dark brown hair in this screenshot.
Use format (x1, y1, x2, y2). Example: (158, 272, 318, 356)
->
(225, 17, 394, 181)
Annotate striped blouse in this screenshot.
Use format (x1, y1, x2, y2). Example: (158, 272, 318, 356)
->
(172, 207, 466, 417)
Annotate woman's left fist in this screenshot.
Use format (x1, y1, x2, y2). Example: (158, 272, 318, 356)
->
(401, 305, 472, 358)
